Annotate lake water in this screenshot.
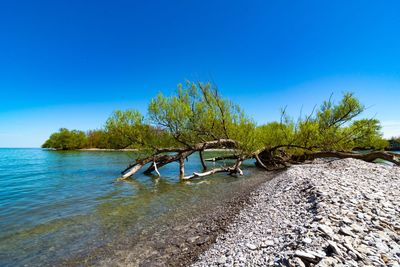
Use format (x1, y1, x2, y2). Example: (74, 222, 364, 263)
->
(0, 148, 268, 266)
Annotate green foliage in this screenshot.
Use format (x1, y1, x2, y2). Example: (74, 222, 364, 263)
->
(105, 109, 148, 149)
(283, 93, 385, 152)
(148, 81, 256, 152)
(105, 109, 176, 152)
(256, 121, 294, 149)
(42, 128, 88, 150)
(86, 129, 113, 149)
(348, 119, 388, 150)
(317, 93, 364, 130)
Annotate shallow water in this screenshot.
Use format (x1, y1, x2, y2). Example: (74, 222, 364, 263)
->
(0, 148, 266, 266)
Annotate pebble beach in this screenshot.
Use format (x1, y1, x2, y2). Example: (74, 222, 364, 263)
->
(192, 158, 400, 266)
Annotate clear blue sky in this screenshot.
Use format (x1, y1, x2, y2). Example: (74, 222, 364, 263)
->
(1, 0, 400, 147)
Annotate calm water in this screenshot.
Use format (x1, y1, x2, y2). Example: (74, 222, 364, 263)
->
(0, 148, 266, 266)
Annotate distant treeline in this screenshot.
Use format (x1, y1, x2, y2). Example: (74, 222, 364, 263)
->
(42, 128, 127, 150)
(42, 109, 170, 150)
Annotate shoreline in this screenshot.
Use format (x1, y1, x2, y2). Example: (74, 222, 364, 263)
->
(192, 158, 400, 266)
(58, 170, 277, 267)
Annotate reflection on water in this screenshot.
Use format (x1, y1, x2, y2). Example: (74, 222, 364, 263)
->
(0, 148, 265, 266)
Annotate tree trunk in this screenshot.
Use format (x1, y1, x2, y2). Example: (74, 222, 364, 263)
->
(121, 163, 144, 179)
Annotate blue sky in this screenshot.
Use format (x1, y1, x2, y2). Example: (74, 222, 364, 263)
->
(0, 0, 400, 147)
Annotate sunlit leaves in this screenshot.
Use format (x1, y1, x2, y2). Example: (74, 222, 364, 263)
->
(148, 81, 256, 149)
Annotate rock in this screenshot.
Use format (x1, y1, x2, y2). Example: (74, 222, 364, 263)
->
(316, 257, 338, 266)
(196, 236, 209, 245)
(351, 223, 364, 233)
(246, 243, 258, 250)
(356, 244, 373, 255)
(375, 240, 389, 253)
(315, 215, 323, 221)
(343, 238, 363, 255)
(293, 257, 306, 267)
(339, 227, 355, 237)
(380, 254, 389, 263)
(294, 250, 317, 263)
(342, 217, 353, 224)
(302, 237, 312, 244)
(217, 255, 226, 264)
(260, 240, 274, 247)
(186, 236, 200, 243)
(307, 250, 326, 258)
(318, 224, 335, 237)
(326, 240, 343, 257)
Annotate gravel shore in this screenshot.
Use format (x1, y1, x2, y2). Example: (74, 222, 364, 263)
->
(192, 159, 400, 267)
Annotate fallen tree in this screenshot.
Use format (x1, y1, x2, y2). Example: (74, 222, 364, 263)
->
(120, 141, 399, 181)
(112, 81, 398, 180)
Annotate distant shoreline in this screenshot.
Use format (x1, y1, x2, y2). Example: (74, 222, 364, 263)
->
(79, 148, 139, 151)
(41, 148, 138, 151)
